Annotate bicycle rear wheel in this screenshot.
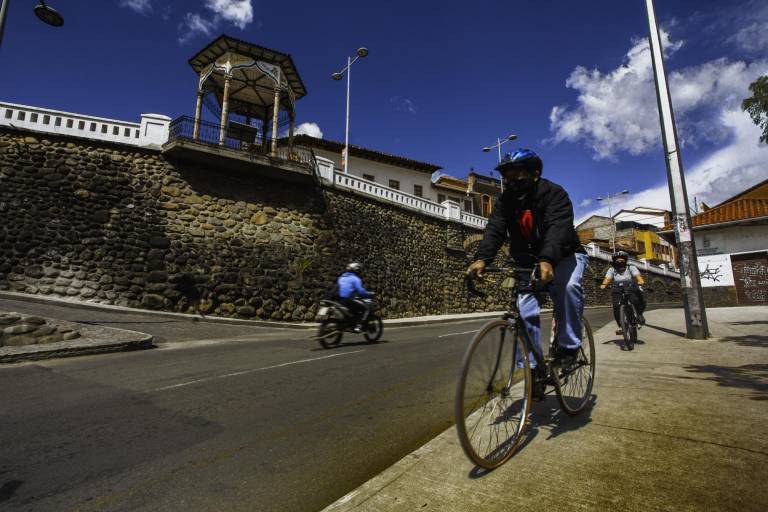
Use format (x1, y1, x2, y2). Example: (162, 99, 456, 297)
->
(552, 316, 595, 415)
(455, 319, 531, 469)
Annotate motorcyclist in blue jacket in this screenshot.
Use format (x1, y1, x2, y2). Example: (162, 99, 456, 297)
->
(337, 262, 373, 333)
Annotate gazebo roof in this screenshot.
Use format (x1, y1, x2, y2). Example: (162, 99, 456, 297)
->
(188, 35, 307, 118)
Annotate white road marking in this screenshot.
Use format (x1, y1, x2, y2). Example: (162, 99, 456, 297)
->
(437, 329, 478, 338)
(151, 350, 366, 392)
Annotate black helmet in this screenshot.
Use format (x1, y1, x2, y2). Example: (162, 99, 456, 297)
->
(496, 149, 543, 175)
(346, 262, 362, 273)
(612, 251, 629, 263)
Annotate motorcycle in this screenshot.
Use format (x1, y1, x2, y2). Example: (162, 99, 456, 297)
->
(315, 297, 384, 348)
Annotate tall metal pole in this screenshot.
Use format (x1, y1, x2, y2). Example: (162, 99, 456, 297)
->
(344, 55, 351, 174)
(607, 192, 616, 252)
(0, 0, 10, 48)
(645, 0, 708, 339)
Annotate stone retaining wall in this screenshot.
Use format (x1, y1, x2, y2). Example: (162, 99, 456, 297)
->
(0, 128, 681, 320)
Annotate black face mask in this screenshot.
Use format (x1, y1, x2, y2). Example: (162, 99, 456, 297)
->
(503, 177, 537, 200)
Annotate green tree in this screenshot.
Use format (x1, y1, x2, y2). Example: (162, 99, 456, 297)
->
(742, 75, 768, 144)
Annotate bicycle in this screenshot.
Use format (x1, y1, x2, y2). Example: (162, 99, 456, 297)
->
(454, 265, 595, 469)
(616, 283, 640, 351)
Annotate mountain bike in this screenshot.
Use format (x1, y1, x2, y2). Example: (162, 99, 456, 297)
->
(616, 283, 640, 351)
(454, 265, 595, 469)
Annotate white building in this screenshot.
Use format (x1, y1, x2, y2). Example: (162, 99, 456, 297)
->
(660, 178, 768, 305)
(294, 135, 440, 201)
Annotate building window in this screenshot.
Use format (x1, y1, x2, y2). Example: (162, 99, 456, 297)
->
(362, 173, 375, 182)
(66, 119, 73, 128)
(43, 115, 51, 125)
(18, 111, 26, 121)
(481, 195, 491, 217)
(464, 199, 473, 213)
(78, 120, 85, 130)
(55, 117, 62, 127)
(113, 126, 119, 135)
(90, 122, 97, 132)
(135, 129, 140, 138)
(438, 193, 446, 203)
(4, 110, 12, 119)
(389, 179, 400, 190)
(413, 184, 423, 197)
(124, 127, 131, 137)
(101, 124, 108, 134)
(637, 241, 646, 254)
(30, 113, 38, 123)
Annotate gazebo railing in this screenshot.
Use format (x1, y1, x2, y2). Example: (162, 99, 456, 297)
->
(168, 116, 313, 166)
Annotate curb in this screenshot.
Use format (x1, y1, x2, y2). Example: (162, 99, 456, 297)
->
(0, 323, 154, 364)
(0, 290, 316, 330)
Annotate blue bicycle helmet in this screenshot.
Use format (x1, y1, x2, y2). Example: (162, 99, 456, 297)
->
(496, 149, 544, 174)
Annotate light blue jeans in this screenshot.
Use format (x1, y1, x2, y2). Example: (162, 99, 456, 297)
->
(516, 253, 588, 369)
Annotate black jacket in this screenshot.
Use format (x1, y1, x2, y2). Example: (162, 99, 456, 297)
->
(474, 178, 584, 266)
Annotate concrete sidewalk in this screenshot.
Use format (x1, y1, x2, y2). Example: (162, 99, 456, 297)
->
(323, 306, 768, 512)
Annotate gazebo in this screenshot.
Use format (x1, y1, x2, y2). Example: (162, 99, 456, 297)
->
(187, 35, 307, 156)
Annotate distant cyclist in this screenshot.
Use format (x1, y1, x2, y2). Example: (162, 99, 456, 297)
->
(337, 262, 374, 333)
(467, 149, 588, 365)
(600, 251, 646, 334)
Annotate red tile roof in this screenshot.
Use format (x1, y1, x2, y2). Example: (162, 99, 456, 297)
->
(690, 198, 768, 227)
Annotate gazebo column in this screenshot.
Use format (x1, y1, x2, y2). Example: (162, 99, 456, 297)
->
(288, 110, 295, 149)
(218, 73, 232, 145)
(193, 89, 204, 140)
(270, 86, 281, 156)
(262, 115, 269, 147)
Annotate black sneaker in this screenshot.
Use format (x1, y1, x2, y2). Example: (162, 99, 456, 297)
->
(553, 346, 580, 365)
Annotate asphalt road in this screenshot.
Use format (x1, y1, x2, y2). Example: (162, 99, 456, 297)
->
(0, 301, 624, 511)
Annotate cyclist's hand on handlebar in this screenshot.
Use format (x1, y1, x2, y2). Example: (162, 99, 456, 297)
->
(539, 261, 555, 285)
(600, 284, 607, 290)
(467, 260, 486, 279)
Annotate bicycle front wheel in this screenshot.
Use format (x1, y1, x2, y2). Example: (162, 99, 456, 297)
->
(455, 319, 532, 469)
(621, 305, 636, 351)
(552, 316, 595, 415)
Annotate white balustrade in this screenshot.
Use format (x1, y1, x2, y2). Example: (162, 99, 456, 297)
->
(0, 101, 170, 148)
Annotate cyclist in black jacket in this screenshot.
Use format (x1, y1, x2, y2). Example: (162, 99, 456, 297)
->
(467, 149, 588, 365)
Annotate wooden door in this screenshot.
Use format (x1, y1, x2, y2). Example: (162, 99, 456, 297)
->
(731, 251, 768, 305)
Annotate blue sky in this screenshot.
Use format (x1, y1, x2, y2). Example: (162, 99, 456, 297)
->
(2, 0, 766, 222)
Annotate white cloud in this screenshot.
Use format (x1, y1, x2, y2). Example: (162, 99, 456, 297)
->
(579, 198, 593, 208)
(390, 96, 417, 114)
(549, 29, 768, 160)
(562, 26, 768, 224)
(119, 0, 151, 15)
(295, 122, 323, 138)
(178, 13, 217, 45)
(205, 0, 253, 29)
(576, 106, 768, 224)
(723, 1, 768, 54)
(177, 1, 254, 45)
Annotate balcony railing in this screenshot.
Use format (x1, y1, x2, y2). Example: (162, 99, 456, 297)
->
(167, 116, 314, 167)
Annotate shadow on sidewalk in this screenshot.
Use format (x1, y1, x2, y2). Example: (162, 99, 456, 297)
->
(683, 363, 768, 401)
(644, 323, 687, 338)
(718, 334, 768, 348)
(727, 321, 768, 326)
(468, 394, 596, 478)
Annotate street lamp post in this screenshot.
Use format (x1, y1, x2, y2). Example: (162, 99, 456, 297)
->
(645, 0, 708, 340)
(596, 189, 629, 252)
(332, 47, 368, 174)
(482, 134, 517, 192)
(0, 1, 64, 48)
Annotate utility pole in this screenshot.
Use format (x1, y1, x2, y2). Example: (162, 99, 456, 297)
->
(645, 0, 708, 339)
